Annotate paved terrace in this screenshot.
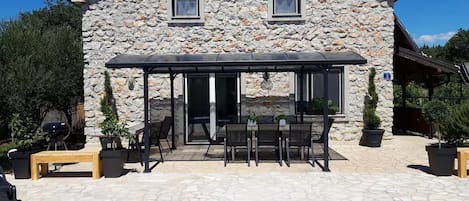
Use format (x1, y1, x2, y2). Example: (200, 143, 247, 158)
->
(8, 135, 469, 201)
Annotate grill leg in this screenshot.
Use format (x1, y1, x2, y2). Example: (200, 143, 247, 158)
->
(279, 137, 283, 166)
(224, 138, 227, 167)
(255, 137, 259, 167)
(231, 146, 235, 161)
(286, 138, 290, 167)
(310, 140, 315, 167)
(247, 138, 251, 167)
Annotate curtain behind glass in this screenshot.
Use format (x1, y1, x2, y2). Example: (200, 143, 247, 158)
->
(176, 0, 198, 16)
(274, 0, 297, 14)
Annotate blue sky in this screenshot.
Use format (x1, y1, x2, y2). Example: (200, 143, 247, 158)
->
(1, 1, 46, 21)
(395, 0, 469, 47)
(1, 0, 468, 47)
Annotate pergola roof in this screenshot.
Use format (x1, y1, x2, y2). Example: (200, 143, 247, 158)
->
(105, 51, 367, 73)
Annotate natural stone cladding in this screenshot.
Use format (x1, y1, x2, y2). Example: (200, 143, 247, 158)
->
(82, 0, 395, 144)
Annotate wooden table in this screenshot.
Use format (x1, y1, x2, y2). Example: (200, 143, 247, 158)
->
(30, 151, 101, 180)
(457, 148, 469, 178)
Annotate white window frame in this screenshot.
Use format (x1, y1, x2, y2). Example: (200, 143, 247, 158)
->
(268, 0, 305, 22)
(168, 0, 204, 24)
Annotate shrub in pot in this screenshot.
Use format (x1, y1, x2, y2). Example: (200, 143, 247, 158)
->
(99, 71, 135, 178)
(360, 68, 384, 147)
(422, 100, 454, 176)
(8, 113, 44, 179)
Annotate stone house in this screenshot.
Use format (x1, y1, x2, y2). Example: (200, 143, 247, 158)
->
(75, 0, 398, 146)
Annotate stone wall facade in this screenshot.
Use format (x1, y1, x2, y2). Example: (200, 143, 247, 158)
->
(82, 0, 395, 144)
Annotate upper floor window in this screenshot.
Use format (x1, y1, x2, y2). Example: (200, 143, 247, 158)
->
(168, 0, 204, 23)
(274, 0, 300, 16)
(268, 0, 305, 22)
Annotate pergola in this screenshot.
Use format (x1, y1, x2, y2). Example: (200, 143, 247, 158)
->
(105, 51, 367, 172)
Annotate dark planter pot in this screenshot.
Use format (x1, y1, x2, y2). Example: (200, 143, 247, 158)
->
(426, 145, 457, 176)
(99, 137, 123, 150)
(9, 151, 31, 179)
(125, 149, 142, 163)
(360, 129, 385, 147)
(100, 149, 125, 178)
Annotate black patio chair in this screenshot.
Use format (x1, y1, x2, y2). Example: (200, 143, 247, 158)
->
(302, 117, 335, 166)
(255, 124, 282, 166)
(148, 117, 172, 162)
(311, 117, 335, 143)
(128, 118, 168, 164)
(285, 123, 312, 167)
(158, 117, 172, 152)
(239, 116, 250, 124)
(285, 115, 298, 124)
(257, 115, 274, 124)
(0, 166, 17, 201)
(205, 117, 235, 157)
(224, 124, 250, 167)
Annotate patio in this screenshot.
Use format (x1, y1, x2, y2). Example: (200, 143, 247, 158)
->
(8, 135, 469, 201)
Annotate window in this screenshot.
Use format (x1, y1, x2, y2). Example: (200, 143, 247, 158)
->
(168, 0, 204, 23)
(268, 0, 305, 22)
(296, 68, 345, 114)
(274, 0, 300, 15)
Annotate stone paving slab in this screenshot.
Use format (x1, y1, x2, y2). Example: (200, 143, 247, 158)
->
(8, 170, 469, 201)
(7, 136, 469, 201)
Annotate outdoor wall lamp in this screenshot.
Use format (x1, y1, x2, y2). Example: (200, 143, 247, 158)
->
(261, 72, 273, 90)
(126, 77, 135, 90)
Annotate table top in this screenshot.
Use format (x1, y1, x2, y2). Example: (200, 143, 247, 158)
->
(32, 150, 99, 156)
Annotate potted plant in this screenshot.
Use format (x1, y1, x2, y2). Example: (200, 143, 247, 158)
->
(247, 113, 258, 126)
(360, 68, 385, 147)
(423, 100, 460, 176)
(307, 98, 338, 115)
(8, 113, 44, 179)
(99, 71, 134, 178)
(275, 114, 287, 126)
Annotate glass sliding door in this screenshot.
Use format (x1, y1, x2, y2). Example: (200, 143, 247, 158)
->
(215, 73, 238, 141)
(186, 74, 210, 142)
(185, 73, 239, 144)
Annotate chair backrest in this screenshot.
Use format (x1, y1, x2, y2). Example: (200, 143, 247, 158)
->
(257, 124, 279, 145)
(225, 124, 248, 146)
(257, 116, 274, 124)
(150, 121, 162, 142)
(239, 116, 249, 124)
(288, 123, 311, 146)
(285, 115, 297, 124)
(159, 116, 172, 139)
(311, 117, 335, 142)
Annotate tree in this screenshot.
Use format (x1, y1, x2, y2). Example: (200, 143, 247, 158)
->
(445, 29, 469, 64)
(420, 29, 469, 106)
(0, 0, 83, 138)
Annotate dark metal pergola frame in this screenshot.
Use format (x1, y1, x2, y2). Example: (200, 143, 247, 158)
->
(105, 51, 367, 172)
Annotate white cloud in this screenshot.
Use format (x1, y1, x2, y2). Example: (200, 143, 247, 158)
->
(415, 31, 456, 46)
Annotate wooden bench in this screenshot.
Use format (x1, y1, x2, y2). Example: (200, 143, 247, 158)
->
(457, 148, 469, 178)
(30, 151, 101, 180)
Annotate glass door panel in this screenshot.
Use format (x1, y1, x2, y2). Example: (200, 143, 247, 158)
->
(215, 74, 238, 141)
(187, 74, 210, 142)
